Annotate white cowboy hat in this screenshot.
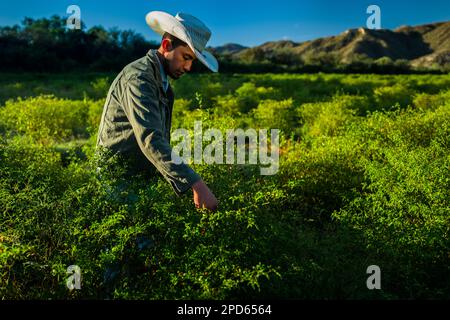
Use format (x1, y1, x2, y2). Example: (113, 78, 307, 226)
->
(146, 11, 219, 73)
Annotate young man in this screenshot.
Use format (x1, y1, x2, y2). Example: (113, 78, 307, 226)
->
(96, 11, 219, 211)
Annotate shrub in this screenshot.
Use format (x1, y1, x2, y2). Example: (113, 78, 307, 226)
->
(214, 82, 279, 116)
(412, 89, 450, 111)
(298, 99, 356, 138)
(252, 98, 299, 135)
(332, 105, 450, 298)
(0, 136, 281, 299)
(331, 93, 372, 115)
(235, 82, 278, 113)
(373, 84, 415, 110)
(87, 99, 105, 135)
(89, 77, 111, 100)
(0, 95, 92, 143)
(0, 72, 449, 300)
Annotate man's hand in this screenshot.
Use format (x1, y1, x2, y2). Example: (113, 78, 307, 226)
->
(192, 180, 218, 211)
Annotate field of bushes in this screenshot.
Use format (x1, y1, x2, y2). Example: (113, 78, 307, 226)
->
(0, 72, 449, 299)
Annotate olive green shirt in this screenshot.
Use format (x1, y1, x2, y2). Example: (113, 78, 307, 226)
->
(96, 49, 201, 196)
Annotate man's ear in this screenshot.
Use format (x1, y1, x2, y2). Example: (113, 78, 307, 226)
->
(161, 39, 173, 52)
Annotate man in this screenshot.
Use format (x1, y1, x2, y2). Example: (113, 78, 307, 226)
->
(96, 11, 218, 211)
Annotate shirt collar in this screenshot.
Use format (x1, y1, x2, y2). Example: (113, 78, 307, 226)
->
(155, 51, 169, 93)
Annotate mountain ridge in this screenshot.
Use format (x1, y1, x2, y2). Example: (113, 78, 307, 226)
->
(210, 21, 450, 69)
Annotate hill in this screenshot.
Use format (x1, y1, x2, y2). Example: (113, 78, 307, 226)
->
(225, 21, 450, 70)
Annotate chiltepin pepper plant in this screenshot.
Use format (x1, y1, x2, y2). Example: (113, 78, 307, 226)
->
(0, 73, 449, 299)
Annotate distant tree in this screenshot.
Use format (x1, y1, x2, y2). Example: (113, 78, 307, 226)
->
(268, 47, 303, 66)
(394, 59, 410, 68)
(303, 51, 339, 68)
(240, 47, 266, 64)
(374, 56, 394, 66)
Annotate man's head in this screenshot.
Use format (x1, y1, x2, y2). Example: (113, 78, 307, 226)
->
(157, 33, 196, 80)
(146, 12, 219, 73)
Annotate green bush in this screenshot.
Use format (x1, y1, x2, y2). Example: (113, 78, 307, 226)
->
(412, 89, 450, 111)
(89, 77, 111, 100)
(0, 95, 93, 143)
(87, 99, 105, 135)
(332, 105, 450, 298)
(252, 98, 299, 134)
(216, 82, 279, 114)
(298, 99, 356, 138)
(0, 137, 281, 299)
(373, 84, 415, 110)
(331, 92, 372, 115)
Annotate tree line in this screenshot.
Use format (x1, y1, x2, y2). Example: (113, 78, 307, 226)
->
(0, 15, 158, 72)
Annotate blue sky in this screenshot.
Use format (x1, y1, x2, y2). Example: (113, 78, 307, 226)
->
(0, 0, 449, 47)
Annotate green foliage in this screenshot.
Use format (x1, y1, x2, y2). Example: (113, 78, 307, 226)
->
(375, 56, 394, 66)
(373, 84, 415, 110)
(239, 47, 267, 64)
(413, 89, 450, 111)
(303, 51, 340, 67)
(252, 98, 299, 134)
(0, 95, 102, 144)
(298, 96, 357, 139)
(332, 105, 450, 298)
(215, 82, 279, 115)
(0, 72, 449, 299)
(0, 16, 157, 72)
(90, 77, 111, 100)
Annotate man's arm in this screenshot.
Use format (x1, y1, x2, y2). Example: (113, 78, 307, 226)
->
(121, 73, 218, 211)
(122, 73, 200, 194)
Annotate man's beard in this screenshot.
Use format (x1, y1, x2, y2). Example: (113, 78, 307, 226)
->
(161, 56, 178, 79)
(157, 51, 178, 79)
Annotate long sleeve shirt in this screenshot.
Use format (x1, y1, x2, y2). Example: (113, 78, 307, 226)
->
(96, 49, 201, 196)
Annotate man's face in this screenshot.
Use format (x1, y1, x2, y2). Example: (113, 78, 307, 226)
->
(161, 40, 196, 79)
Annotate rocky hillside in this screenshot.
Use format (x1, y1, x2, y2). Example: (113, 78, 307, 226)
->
(216, 21, 450, 69)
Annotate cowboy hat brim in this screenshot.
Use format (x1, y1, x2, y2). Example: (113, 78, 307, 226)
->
(146, 11, 219, 73)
